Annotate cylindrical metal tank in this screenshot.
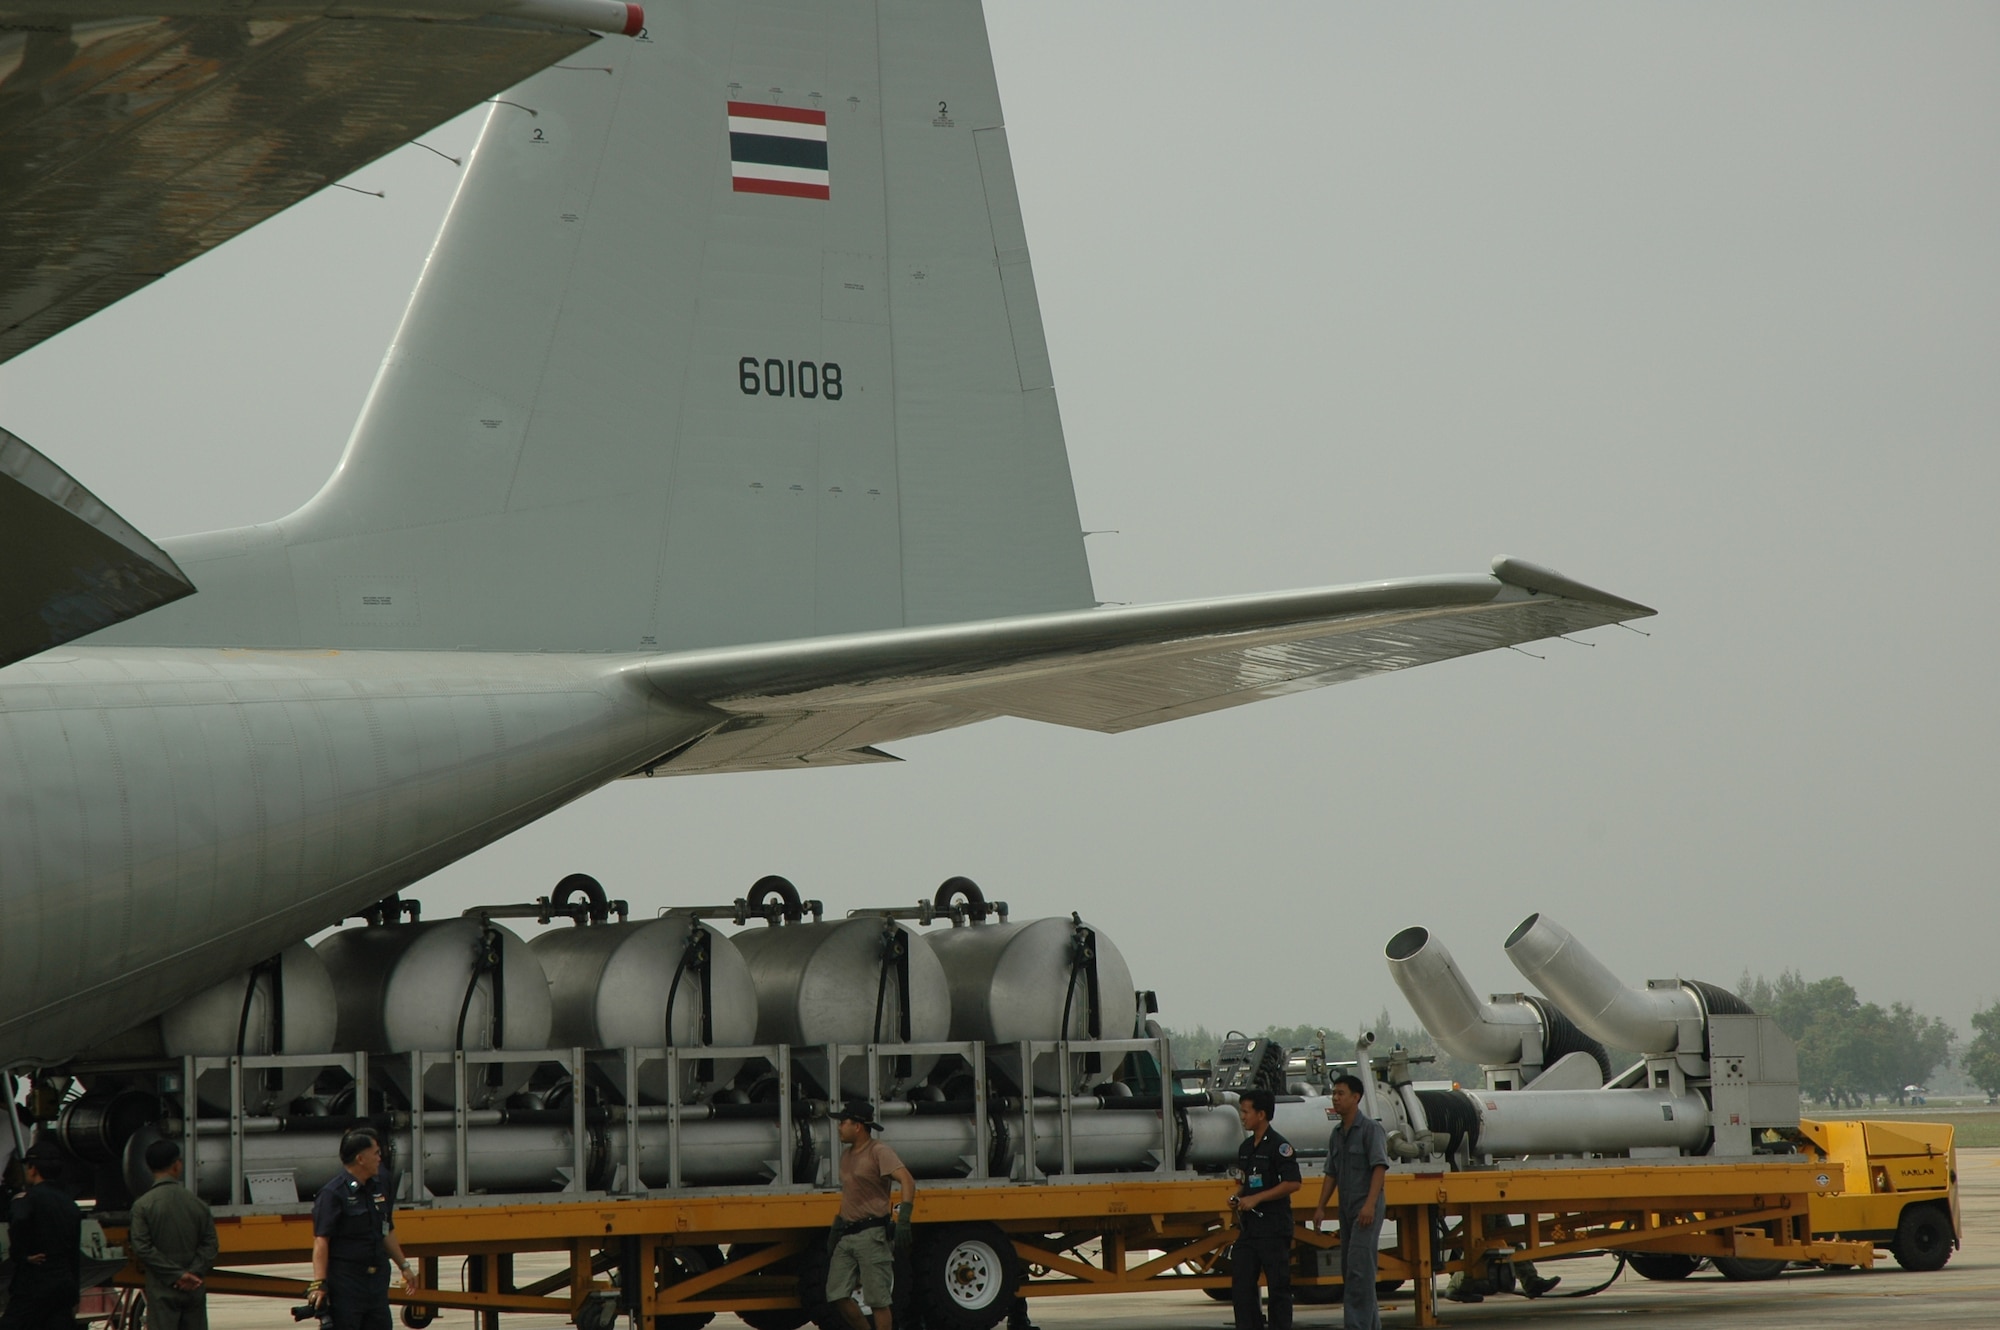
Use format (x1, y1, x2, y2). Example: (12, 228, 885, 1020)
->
(924, 916, 1138, 1094)
(731, 917, 951, 1098)
(170, 1120, 593, 1203)
(531, 912, 758, 1104)
(1385, 926, 1544, 1065)
(316, 918, 553, 1109)
(1460, 1086, 1711, 1157)
(135, 944, 340, 1113)
(1504, 913, 1700, 1055)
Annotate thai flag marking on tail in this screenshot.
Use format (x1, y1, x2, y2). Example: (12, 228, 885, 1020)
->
(728, 101, 828, 200)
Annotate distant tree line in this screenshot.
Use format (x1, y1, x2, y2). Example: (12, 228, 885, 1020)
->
(1962, 1000, 2000, 1103)
(1735, 970, 1955, 1108)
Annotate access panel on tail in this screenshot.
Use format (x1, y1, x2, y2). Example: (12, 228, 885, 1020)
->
(100, 0, 1093, 655)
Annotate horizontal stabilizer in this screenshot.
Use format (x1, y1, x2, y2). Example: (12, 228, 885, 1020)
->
(631, 560, 1651, 773)
(0, 428, 194, 668)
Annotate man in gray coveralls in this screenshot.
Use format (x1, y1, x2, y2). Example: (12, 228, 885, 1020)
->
(1309, 1074, 1389, 1330)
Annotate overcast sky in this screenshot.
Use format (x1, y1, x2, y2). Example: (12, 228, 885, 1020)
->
(2, 2, 1994, 1041)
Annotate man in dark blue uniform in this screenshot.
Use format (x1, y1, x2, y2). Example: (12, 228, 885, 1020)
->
(304, 1130, 420, 1330)
(1, 1145, 80, 1330)
(1227, 1088, 1301, 1330)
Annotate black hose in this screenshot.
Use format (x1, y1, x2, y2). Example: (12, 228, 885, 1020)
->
(872, 930, 895, 1048)
(1687, 980, 1755, 1016)
(1525, 996, 1613, 1081)
(455, 926, 506, 1061)
(1685, 980, 1755, 1058)
(933, 876, 991, 922)
(234, 965, 262, 1058)
(1058, 915, 1102, 1075)
(745, 875, 806, 922)
(551, 873, 612, 923)
(1540, 1252, 1628, 1298)
(662, 926, 698, 1049)
(1416, 1089, 1481, 1165)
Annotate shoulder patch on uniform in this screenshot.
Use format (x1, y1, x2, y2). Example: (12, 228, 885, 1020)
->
(1279, 1142, 1294, 1157)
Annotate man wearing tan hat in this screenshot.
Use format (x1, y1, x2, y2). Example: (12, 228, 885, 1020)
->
(827, 1102, 916, 1330)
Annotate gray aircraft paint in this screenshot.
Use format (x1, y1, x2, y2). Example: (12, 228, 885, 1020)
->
(0, 1, 1649, 1067)
(89, 1, 1093, 654)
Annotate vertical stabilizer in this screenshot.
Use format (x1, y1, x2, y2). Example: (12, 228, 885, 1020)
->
(114, 0, 1094, 652)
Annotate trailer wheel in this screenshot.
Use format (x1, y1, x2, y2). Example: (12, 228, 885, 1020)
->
(915, 1223, 1021, 1330)
(723, 1238, 828, 1330)
(1374, 1279, 1405, 1298)
(400, 1303, 437, 1329)
(1891, 1202, 1953, 1272)
(652, 1244, 722, 1329)
(1626, 1253, 1700, 1281)
(1712, 1257, 1786, 1281)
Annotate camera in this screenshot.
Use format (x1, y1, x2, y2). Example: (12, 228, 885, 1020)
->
(291, 1305, 333, 1328)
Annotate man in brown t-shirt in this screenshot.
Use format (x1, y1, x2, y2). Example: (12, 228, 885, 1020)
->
(828, 1101, 916, 1329)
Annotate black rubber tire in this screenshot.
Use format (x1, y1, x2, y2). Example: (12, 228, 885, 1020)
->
(400, 1303, 437, 1329)
(1202, 1285, 1233, 1302)
(1626, 1253, 1701, 1281)
(914, 1223, 1022, 1330)
(1292, 1282, 1338, 1305)
(734, 1315, 811, 1330)
(652, 1244, 722, 1330)
(1713, 1256, 1786, 1281)
(1891, 1203, 1953, 1272)
(726, 1241, 810, 1330)
(1374, 1279, 1406, 1298)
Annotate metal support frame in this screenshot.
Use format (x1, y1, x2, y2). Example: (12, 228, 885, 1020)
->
(110, 1160, 1865, 1330)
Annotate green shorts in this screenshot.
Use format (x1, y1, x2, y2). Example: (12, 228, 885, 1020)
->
(827, 1225, 894, 1309)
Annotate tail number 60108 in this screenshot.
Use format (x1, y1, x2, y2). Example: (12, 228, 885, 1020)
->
(739, 357, 843, 401)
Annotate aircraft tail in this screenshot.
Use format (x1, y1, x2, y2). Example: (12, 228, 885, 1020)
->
(113, 0, 1093, 652)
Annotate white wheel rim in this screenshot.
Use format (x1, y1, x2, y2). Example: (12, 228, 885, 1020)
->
(945, 1239, 1001, 1309)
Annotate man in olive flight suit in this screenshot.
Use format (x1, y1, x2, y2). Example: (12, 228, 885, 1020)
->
(128, 1139, 218, 1330)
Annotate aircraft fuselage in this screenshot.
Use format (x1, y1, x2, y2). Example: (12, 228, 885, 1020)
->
(0, 648, 705, 1065)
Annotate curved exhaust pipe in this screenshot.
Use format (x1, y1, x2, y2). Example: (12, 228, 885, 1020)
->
(1384, 926, 1542, 1065)
(1504, 913, 1701, 1054)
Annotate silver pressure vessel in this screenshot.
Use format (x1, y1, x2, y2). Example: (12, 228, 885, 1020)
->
(925, 916, 1137, 1094)
(148, 943, 339, 1113)
(731, 917, 950, 1098)
(317, 918, 553, 1108)
(531, 912, 758, 1103)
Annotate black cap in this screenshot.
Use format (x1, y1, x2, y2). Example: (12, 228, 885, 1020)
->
(835, 1101, 883, 1132)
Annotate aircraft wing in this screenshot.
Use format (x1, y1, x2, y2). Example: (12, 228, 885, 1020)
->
(630, 558, 1653, 774)
(0, 1, 642, 364)
(0, 426, 194, 668)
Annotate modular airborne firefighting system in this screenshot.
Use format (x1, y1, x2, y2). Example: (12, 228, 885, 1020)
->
(26, 886, 1817, 1203)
